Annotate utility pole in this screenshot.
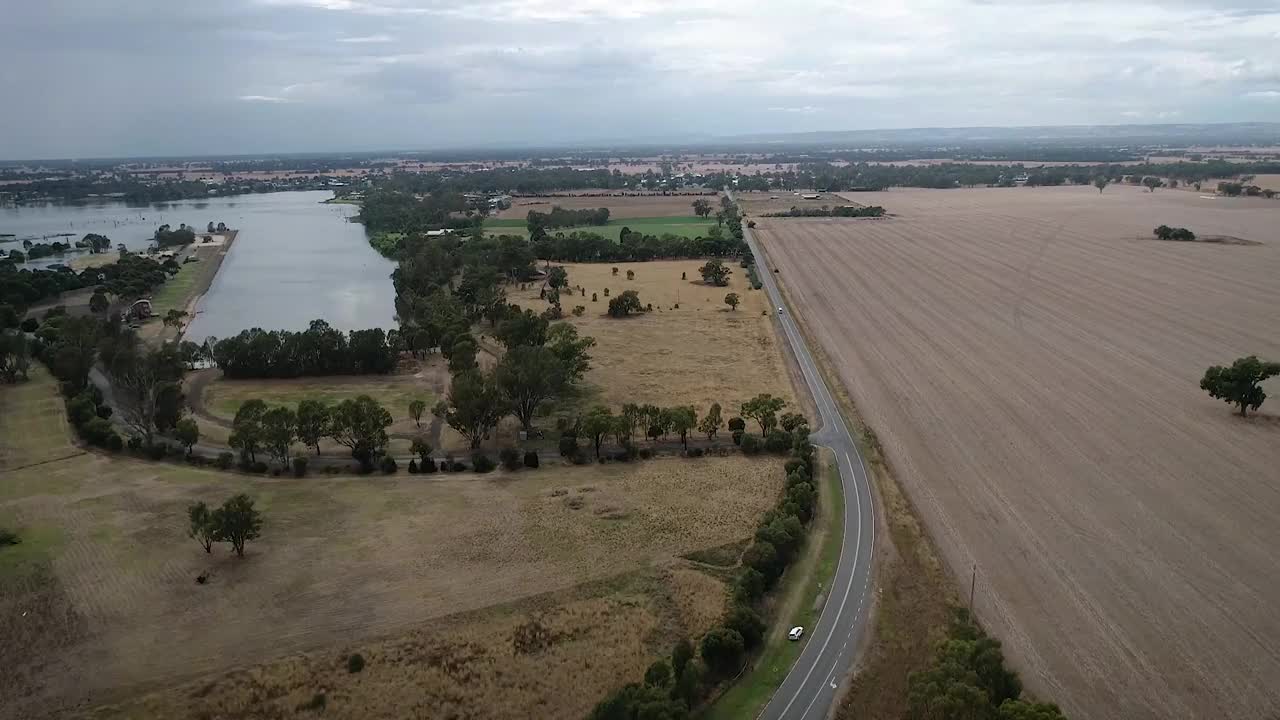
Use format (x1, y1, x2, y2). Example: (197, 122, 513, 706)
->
(969, 564, 977, 611)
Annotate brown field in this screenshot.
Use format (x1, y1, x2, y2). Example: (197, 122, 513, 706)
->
(494, 193, 719, 220)
(508, 259, 795, 413)
(1, 369, 783, 719)
(736, 190, 854, 215)
(758, 184, 1280, 720)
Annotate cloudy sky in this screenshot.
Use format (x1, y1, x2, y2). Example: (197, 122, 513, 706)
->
(2, 0, 1278, 159)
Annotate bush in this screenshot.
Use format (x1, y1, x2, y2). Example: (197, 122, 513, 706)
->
(523, 450, 540, 468)
(471, 452, 496, 473)
(420, 458, 438, 473)
(731, 429, 744, 446)
(216, 452, 234, 470)
(449, 459, 467, 472)
(346, 653, 365, 673)
(65, 395, 96, 427)
(684, 447, 705, 458)
(292, 456, 308, 477)
(96, 405, 113, 420)
(251, 460, 269, 474)
(728, 417, 746, 433)
(740, 434, 763, 455)
(19, 318, 39, 333)
(499, 447, 521, 471)
(407, 458, 418, 474)
(105, 432, 124, 452)
(380, 455, 398, 474)
(146, 442, 167, 461)
(700, 627, 745, 676)
(724, 604, 767, 649)
(638, 447, 653, 460)
(81, 417, 115, 447)
(126, 435, 144, 453)
(764, 430, 792, 454)
(559, 435, 579, 457)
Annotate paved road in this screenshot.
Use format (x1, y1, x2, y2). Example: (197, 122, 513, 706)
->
(732, 191, 877, 720)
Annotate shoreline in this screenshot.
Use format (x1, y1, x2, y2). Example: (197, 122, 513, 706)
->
(150, 229, 238, 344)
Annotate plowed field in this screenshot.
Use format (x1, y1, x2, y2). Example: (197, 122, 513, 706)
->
(756, 185, 1280, 720)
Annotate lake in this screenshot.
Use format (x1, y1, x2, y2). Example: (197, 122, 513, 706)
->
(1, 191, 397, 338)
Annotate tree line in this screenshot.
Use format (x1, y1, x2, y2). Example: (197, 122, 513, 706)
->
(208, 320, 398, 379)
(761, 205, 887, 218)
(526, 206, 610, 232)
(1, 248, 176, 316)
(591, 403, 819, 718)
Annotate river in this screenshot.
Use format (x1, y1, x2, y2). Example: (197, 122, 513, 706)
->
(1, 191, 397, 338)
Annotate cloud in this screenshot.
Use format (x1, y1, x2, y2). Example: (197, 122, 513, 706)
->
(2, 0, 1279, 157)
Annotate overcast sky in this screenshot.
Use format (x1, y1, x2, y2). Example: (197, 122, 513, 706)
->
(3, 0, 1278, 159)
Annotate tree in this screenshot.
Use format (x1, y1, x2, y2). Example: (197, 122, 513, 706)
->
(692, 198, 712, 218)
(546, 266, 569, 290)
(724, 292, 740, 311)
(329, 395, 393, 466)
(89, 291, 109, 314)
(998, 700, 1068, 720)
(1200, 355, 1280, 417)
(106, 338, 184, 445)
(644, 659, 672, 688)
(669, 405, 697, 450)
(671, 638, 695, 679)
(496, 308, 549, 348)
(626, 269, 635, 280)
(607, 290, 644, 318)
(410, 437, 433, 465)
(175, 417, 199, 457)
(187, 501, 218, 553)
(700, 627, 745, 675)
(698, 259, 731, 286)
(434, 370, 504, 449)
(447, 337, 478, 374)
(1093, 177, 1109, 194)
(0, 331, 31, 384)
(163, 309, 189, 330)
(261, 406, 297, 470)
(229, 399, 268, 463)
(1142, 176, 1162, 192)
(408, 399, 427, 428)
(698, 402, 723, 440)
(495, 345, 564, 432)
(212, 494, 262, 558)
(546, 323, 595, 382)
(741, 393, 787, 434)
(295, 399, 331, 455)
(579, 405, 615, 459)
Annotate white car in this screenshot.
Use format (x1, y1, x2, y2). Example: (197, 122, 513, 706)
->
(788, 626, 804, 641)
(777, 306, 784, 313)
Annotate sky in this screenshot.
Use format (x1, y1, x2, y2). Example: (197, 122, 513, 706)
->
(2, 0, 1279, 159)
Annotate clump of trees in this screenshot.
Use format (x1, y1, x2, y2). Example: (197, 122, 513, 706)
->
(698, 259, 731, 286)
(761, 205, 886, 218)
(187, 494, 263, 558)
(1, 251, 174, 316)
(230, 394, 394, 471)
(526, 206, 610, 233)
(607, 290, 644, 318)
(1200, 355, 1279, 417)
(1152, 225, 1196, 242)
(908, 608, 1066, 720)
(209, 320, 396, 378)
(153, 223, 197, 248)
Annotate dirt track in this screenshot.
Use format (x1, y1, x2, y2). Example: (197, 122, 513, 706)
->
(755, 185, 1280, 720)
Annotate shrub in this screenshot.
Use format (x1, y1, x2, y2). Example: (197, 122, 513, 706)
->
(572, 305, 585, 317)
(472, 452, 496, 473)
(499, 447, 521, 471)
(251, 460, 269, 474)
(146, 443, 167, 461)
(96, 405, 113, 420)
(81, 417, 115, 447)
(380, 455, 398, 474)
(727, 416, 746, 433)
(559, 435, 579, 457)
(0, 528, 19, 546)
(105, 432, 124, 452)
(449, 459, 467, 472)
(523, 450, 540, 468)
(638, 447, 653, 460)
(216, 452, 234, 470)
(740, 434, 763, 455)
(407, 458, 419, 474)
(126, 435, 144, 453)
(19, 318, 39, 333)
(684, 447, 705, 458)
(420, 458, 438, 473)
(731, 429, 744, 446)
(700, 627, 745, 676)
(764, 430, 792, 454)
(65, 395, 96, 427)
(346, 653, 365, 673)
(298, 693, 327, 712)
(292, 456, 308, 477)
(733, 567, 767, 603)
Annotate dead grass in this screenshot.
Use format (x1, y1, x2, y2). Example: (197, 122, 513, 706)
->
(0, 370, 783, 720)
(495, 194, 721, 220)
(760, 183, 1280, 720)
(508, 260, 795, 413)
(735, 191, 852, 216)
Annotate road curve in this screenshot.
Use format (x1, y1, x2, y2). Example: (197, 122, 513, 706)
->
(731, 190, 877, 720)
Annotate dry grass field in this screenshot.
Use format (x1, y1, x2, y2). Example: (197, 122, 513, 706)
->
(495, 193, 719, 220)
(758, 184, 1280, 720)
(1, 368, 784, 720)
(735, 190, 853, 216)
(508, 259, 795, 413)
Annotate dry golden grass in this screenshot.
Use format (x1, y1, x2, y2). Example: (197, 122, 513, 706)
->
(508, 260, 795, 413)
(760, 184, 1280, 720)
(1, 371, 782, 719)
(495, 194, 720, 220)
(92, 569, 724, 720)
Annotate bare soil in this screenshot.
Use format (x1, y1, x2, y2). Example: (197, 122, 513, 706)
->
(758, 184, 1280, 720)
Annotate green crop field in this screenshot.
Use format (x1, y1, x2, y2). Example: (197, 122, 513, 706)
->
(484, 216, 715, 240)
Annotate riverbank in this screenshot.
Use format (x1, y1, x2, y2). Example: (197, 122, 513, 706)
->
(142, 229, 237, 343)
